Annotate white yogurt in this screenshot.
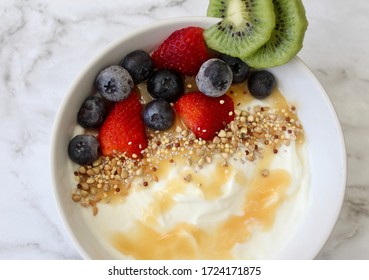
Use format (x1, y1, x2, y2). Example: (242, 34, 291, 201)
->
(71, 87, 310, 259)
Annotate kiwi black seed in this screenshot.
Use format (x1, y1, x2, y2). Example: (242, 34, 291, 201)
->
(204, 0, 275, 59)
(242, 0, 308, 68)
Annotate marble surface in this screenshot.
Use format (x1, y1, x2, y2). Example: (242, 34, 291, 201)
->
(0, 0, 368, 260)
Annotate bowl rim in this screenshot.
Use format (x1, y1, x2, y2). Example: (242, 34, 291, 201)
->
(277, 58, 347, 259)
(50, 16, 347, 260)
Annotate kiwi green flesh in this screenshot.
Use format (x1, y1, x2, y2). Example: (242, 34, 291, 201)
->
(204, 0, 275, 59)
(243, 0, 308, 68)
(207, 0, 228, 18)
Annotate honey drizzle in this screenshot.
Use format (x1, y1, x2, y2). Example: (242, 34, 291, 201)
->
(112, 146, 291, 260)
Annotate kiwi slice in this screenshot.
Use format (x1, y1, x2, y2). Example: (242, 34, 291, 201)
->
(243, 0, 308, 68)
(204, 0, 275, 59)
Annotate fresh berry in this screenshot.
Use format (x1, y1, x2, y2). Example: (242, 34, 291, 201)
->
(196, 58, 233, 97)
(219, 53, 250, 83)
(120, 50, 154, 84)
(143, 99, 175, 131)
(174, 92, 234, 140)
(77, 96, 106, 129)
(247, 70, 276, 99)
(68, 135, 100, 165)
(151, 26, 211, 76)
(147, 69, 184, 102)
(97, 91, 148, 157)
(95, 65, 133, 102)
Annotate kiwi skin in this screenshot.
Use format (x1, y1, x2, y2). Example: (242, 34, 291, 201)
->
(242, 0, 309, 68)
(204, 0, 276, 60)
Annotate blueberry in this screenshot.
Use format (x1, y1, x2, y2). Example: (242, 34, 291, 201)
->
(143, 99, 175, 131)
(147, 69, 184, 103)
(120, 50, 154, 84)
(68, 135, 100, 165)
(219, 53, 250, 83)
(95, 65, 133, 102)
(195, 58, 232, 97)
(247, 70, 276, 99)
(77, 96, 106, 129)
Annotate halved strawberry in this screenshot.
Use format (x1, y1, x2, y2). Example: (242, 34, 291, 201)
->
(98, 91, 148, 158)
(151, 27, 211, 76)
(174, 92, 234, 140)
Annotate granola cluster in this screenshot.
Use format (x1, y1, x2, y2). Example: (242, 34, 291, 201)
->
(71, 98, 303, 216)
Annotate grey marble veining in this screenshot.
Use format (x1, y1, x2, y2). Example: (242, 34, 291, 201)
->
(0, 0, 368, 259)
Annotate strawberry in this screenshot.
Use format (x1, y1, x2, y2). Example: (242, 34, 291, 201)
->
(174, 92, 234, 140)
(151, 26, 211, 76)
(97, 91, 148, 158)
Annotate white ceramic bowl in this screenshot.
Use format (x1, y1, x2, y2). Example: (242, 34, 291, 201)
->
(51, 16, 346, 259)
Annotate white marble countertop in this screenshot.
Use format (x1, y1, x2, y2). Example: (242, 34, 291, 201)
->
(0, 0, 368, 259)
